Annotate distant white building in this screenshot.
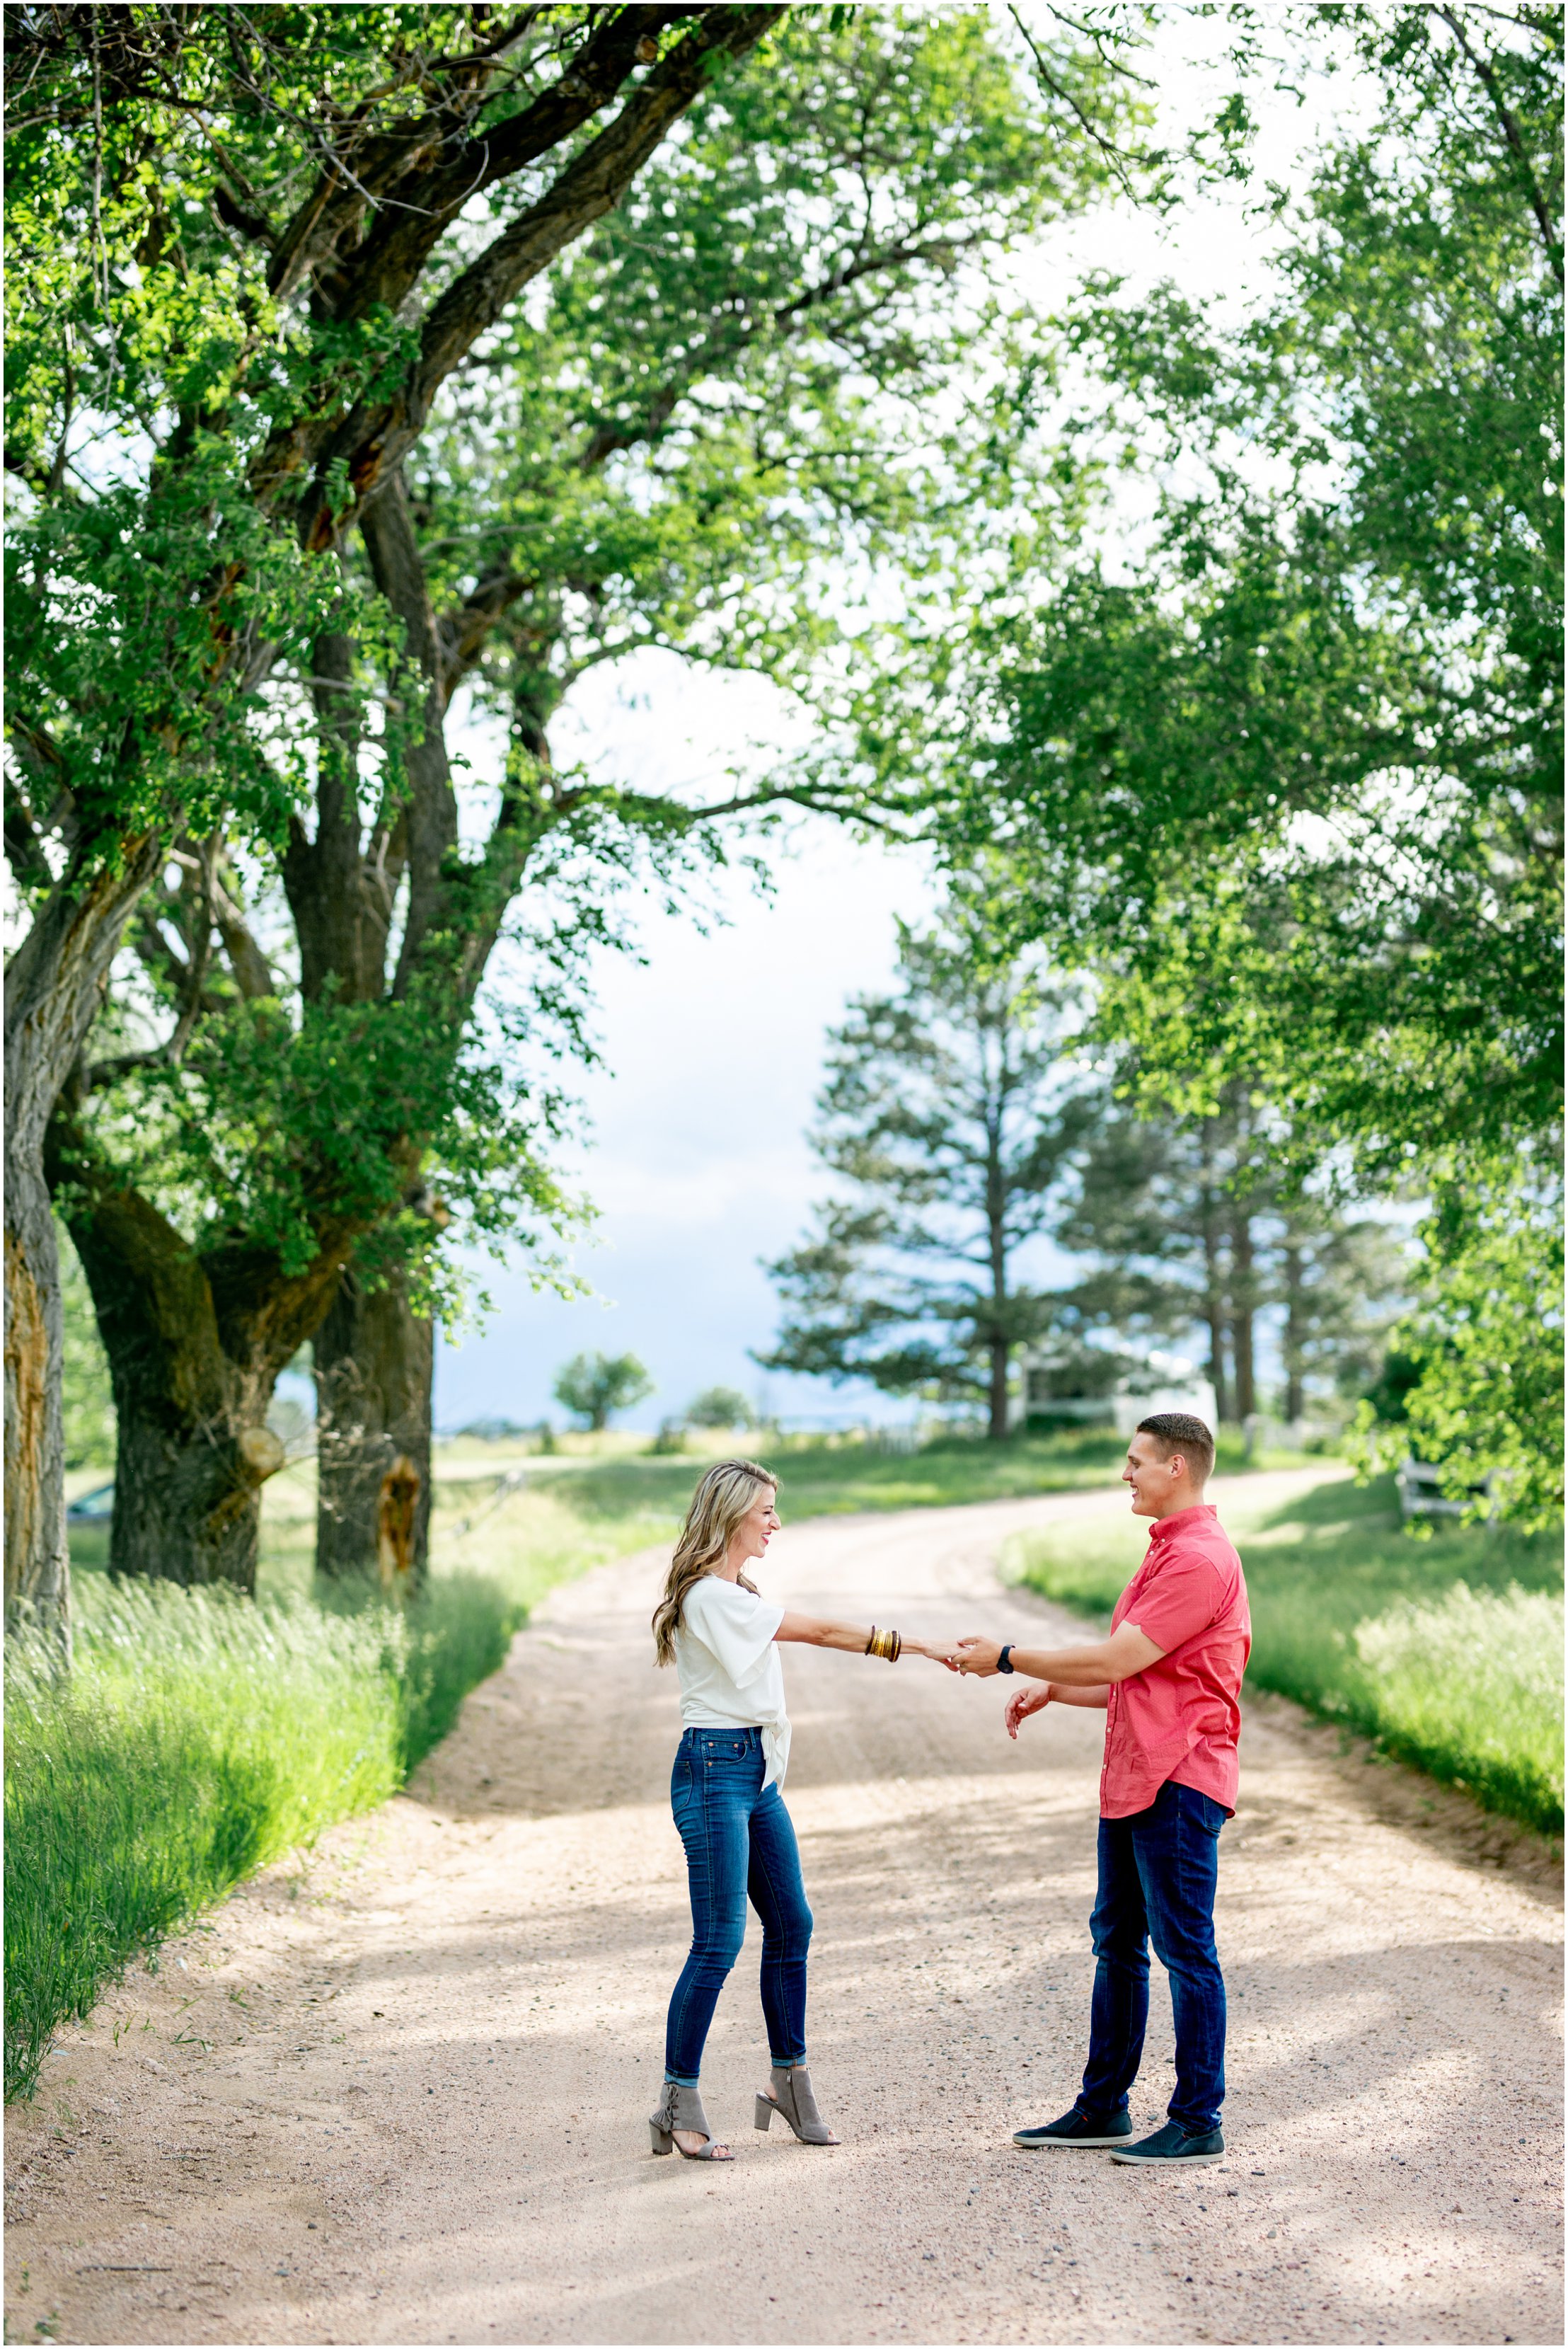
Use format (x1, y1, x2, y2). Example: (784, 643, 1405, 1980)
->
(1011, 1346, 1218, 1437)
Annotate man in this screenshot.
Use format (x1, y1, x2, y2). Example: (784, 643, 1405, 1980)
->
(951, 1411, 1250, 2168)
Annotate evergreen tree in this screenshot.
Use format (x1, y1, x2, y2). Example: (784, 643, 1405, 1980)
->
(1058, 1096, 1410, 1426)
(758, 911, 1097, 1440)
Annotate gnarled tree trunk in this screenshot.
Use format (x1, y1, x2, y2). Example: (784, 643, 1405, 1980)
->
(50, 1115, 344, 1592)
(107, 1380, 280, 1592)
(4, 1154, 69, 1641)
(60, 1172, 283, 1591)
(313, 1269, 434, 1588)
(5, 832, 166, 1639)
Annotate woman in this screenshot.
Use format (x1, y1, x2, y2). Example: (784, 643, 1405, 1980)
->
(649, 1455, 949, 2161)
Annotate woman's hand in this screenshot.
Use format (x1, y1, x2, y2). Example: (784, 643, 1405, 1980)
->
(901, 1638, 960, 1671)
(1004, 1682, 1051, 1739)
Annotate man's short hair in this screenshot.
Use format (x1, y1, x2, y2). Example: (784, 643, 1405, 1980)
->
(1136, 1411, 1215, 1486)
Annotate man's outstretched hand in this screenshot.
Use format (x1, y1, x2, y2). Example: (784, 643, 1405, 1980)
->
(952, 1636, 1002, 1676)
(1004, 1683, 1051, 1738)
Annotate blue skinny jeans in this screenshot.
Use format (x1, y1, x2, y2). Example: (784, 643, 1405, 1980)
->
(1078, 1778, 1228, 2135)
(664, 1726, 812, 2084)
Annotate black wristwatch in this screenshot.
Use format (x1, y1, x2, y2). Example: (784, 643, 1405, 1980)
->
(997, 1644, 1015, 1675)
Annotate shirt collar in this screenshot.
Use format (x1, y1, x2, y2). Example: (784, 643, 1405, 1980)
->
(1146, 1503, 1218, 1546)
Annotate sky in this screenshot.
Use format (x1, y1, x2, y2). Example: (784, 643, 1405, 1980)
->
(433, 661, 952, 1432)
(430, 6, 1371, 1437)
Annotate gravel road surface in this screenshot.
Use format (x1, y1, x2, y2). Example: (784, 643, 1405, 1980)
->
(6, 1471, 1562, 2345)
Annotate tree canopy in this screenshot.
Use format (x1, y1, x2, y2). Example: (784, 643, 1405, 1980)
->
(5, 2, 1148, 1615)
(829, 2, 1562, 1515)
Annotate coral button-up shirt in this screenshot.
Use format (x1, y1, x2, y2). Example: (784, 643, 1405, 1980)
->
(1100, 1503, 1251, 1820)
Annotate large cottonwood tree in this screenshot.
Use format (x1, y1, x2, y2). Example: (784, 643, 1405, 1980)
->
(5, 4, 787, 1631)
(7, 6, 1142, 1607)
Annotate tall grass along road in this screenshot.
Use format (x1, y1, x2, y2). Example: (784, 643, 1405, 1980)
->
(4, 1572, 518, 2103)
(5, 1473, 1561, 2347)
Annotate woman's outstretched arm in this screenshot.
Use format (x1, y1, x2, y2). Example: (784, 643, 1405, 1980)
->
(774, 1612, 952, 1662)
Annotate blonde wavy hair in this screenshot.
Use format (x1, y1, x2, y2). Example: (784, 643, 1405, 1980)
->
(652, 1457, 778, 1667)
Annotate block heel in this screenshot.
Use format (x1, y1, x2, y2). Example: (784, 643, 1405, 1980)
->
(756, 2064, 838, 2145)
(647, 2079, 732, 2161)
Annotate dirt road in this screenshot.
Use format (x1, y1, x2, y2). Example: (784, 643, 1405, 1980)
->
(6, 1472, 1562, 2345)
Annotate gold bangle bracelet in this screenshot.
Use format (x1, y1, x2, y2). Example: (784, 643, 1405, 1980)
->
(867, 1625, 901, 1662)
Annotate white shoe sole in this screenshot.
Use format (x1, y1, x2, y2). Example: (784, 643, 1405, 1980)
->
(1107, 2144, 1224, 2165)
(1013, 2132, 1134, 2149)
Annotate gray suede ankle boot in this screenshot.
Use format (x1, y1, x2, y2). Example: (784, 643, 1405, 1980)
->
(649, 2079, 731, 2160)
(754, 2064, 838, 2144)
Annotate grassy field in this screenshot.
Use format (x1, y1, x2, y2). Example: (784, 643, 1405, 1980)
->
(4, 1567, 521, 2103)
(1005, 1474, 1564, 1837)
(409, 1421, 1305, 1601)
(65, 1423, 1312, 1603)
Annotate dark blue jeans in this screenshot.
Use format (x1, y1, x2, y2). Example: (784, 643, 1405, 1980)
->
(664, 1727, 812, 2084)
(1078, 1779, 1228, 2135)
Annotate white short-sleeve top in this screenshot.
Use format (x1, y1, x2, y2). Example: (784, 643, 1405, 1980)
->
(673, 1573, 790, 1788)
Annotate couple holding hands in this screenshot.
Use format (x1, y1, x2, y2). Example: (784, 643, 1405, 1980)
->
(647, 1415, 1251, 2169)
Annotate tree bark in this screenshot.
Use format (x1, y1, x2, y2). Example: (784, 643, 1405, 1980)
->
(1199, 1187, 1231, 1423)
(1281, 1237, 1305, 1423)
(987, 1333, 1011, 1442)
(4, 1154, 70, 1643)
(313, 1269, 434, 1588)
(62, 1176, 277, 1590)
(1229, 1207, 1258, 1422)
(5, 829, 165, 1638)
(49, 1116, 347, 1590)
(272, 8, 788, 546)
(985, 1100, 1012, 1441)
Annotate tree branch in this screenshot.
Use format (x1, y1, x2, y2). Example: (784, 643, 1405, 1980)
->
(1007, 4, 1143, 202)
(281, 6, 785, 546)
(357, 472, 459, 996)
(1434, 3, 1563, 282)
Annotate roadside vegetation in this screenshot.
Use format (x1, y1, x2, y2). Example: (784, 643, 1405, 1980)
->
(1006, 1475, 1564, 1837)
(4, 1568, 518, 2103)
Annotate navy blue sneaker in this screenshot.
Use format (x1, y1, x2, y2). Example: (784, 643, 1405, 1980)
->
(1013, 2106, 1134, 2149)
(1108, 2120, 1224, 2166)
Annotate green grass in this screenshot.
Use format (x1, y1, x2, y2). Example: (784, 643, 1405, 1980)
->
(4, 1568, 524, 2103)
(1005, 1474, 1564, 1837)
